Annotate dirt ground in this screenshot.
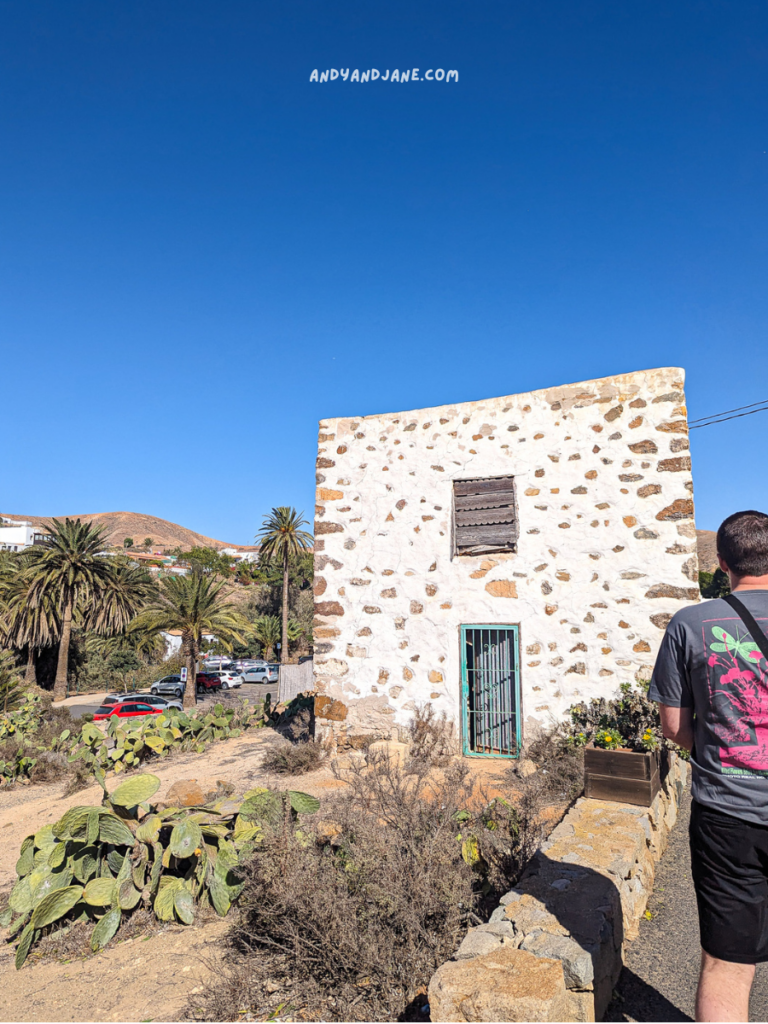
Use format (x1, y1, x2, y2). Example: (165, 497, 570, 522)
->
(0, 725, 356, 1023)
(0, 718, 524, 1022)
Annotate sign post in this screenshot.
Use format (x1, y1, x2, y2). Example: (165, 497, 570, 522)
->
(180, 667, 188, 683)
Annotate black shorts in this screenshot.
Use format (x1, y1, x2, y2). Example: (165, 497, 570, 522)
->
(690, 799, 768, 964)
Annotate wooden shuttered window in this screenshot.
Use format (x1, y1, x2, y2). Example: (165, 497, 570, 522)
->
(453, 476, 519, 555)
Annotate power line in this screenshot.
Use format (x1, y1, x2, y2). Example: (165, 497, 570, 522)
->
(688, 398, 768, 425)
(689, 403, 768, 430)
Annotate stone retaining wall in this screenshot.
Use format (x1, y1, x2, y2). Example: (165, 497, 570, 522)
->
(428, 754, 689, 1022)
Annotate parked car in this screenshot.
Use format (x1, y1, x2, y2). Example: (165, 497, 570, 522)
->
(151, 674, 184, 698)
(215, 669, 243, 689)
(195, 673, 224, 693)
(203, 656, 235, 670)
(102, 692, 181, 709)
(241, 664, 279, 684)
(151, 673, 223, 698)
(94, 700, 165, 721)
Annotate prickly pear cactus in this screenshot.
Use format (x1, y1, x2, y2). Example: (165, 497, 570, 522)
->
(2, 772, 320, 968)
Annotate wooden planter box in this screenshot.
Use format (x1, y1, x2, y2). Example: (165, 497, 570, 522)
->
(584, 746, 661, 807)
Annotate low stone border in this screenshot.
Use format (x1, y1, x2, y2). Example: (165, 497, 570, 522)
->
(428, 753, 689, 1022)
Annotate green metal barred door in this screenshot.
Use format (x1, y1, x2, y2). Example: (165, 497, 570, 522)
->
(460, 625, 520, 758)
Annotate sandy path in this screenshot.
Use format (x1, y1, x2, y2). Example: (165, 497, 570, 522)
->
(0, 918, 230, 1022)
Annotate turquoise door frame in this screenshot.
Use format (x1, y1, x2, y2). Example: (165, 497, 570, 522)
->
(460, 624, 521, 758)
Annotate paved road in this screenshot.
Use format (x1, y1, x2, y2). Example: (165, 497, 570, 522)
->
(606, 791, 768, 1022)
(65, 682, 277, 720)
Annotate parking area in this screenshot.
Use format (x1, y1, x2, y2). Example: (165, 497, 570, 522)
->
(59, 680, 282, 719)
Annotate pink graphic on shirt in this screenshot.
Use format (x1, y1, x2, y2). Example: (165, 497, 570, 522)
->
(704, 619, 768, 774)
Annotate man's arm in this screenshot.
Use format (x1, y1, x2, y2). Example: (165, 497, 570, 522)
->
(659, 703, 694, 752)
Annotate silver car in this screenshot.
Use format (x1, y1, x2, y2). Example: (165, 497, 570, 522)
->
(241, 664, 279, 684)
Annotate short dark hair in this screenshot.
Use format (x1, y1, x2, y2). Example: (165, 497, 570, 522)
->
(717, 510, 768, 578)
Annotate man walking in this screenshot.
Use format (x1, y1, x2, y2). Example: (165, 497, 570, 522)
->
(650, 510, 768, 1022)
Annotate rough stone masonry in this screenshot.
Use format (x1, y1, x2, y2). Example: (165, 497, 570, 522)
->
(313, 367, 697, 742)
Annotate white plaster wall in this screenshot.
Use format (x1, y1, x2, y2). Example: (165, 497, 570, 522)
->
(313, 367, 698, 743)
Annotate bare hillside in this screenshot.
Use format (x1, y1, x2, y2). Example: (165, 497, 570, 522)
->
(1, 511, 257, 552)
(696, 529, 718, 573)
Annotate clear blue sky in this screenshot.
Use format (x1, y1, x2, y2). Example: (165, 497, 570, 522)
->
(2, 0, 766, 542)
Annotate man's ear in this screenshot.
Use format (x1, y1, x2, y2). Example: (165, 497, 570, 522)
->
(717, 554, 730, 573)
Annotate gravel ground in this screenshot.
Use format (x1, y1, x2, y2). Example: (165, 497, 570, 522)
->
(606, 790, 768, 1022)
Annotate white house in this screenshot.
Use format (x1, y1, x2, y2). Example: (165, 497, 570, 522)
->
(0, 518, 51, 552)
(161, 629, 217, 659)
(312, 367, 698, 754)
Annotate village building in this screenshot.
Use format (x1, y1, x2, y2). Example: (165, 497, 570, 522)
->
(312, 367, 698, 755)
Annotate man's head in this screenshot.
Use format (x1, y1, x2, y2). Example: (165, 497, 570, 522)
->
(716, 510, 768, 582)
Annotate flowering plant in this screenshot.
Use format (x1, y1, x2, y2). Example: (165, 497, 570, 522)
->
(566, 682, 672, 754)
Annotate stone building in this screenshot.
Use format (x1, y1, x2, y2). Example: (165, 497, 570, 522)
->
(313, 367, 698, 755)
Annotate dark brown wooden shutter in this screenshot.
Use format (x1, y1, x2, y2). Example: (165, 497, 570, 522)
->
(453, 476, 518, 554)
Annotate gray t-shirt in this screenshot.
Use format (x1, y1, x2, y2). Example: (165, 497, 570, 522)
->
(649, 590, 768, 826)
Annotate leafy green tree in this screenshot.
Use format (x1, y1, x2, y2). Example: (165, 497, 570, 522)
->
(699, 569, 731, 599)
(256, 508, 313, 664)
(131, 574, 248, 708)
(143, 538, 153, 549)
(123, 537, 134, 549)
(178, 547, 234, 579)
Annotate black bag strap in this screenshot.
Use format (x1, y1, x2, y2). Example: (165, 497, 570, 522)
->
(723, 593, 768, 663)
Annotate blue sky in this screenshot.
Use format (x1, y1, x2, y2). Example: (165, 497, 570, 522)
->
(2, 0, 766, 542)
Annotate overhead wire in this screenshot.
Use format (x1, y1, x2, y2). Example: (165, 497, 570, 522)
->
(689, 401, 768, 430)
(688, 398, 768, 426)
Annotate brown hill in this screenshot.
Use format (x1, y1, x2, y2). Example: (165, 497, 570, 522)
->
(696, 529, 718, 574)
(1, 512, 257, 553)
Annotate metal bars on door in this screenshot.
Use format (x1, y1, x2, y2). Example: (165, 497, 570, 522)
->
(460, 625, 520, 758)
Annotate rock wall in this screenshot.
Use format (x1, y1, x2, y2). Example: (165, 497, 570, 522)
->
(428, 755, 689, 1022)
(313, 367, 697, 742)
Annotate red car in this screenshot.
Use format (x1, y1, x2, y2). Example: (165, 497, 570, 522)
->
(94, 700, 164, 721)
(195, 673, 223, 693)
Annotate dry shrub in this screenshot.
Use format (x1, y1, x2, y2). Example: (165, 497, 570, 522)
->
(188, 756, 528, 1022)
(62, 759, 92, 795)
(523, 727, 584, 802)
(506, 727, 584, 851)
(407, 703, 458, 768)
(1, 705, 85, 790)
(30, 908, 162, 964)
(29, 750, 71, 783)
(260, 739, 327, 775)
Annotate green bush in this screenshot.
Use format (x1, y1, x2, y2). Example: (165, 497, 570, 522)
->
(1, 771, 320, 968)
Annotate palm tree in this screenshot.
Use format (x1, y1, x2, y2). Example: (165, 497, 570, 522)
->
(81, 558, 155, 635)
(256, 508, 312, 665)
(251, 615, 281, 662)
(132, 574, 248, 708)
(22, 518, 149, 701)
(2, 577, 61, 686)
(0, 649, 24, 713)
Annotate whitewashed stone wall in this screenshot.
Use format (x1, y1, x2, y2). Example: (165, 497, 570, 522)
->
(313, 367, 697, 742)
